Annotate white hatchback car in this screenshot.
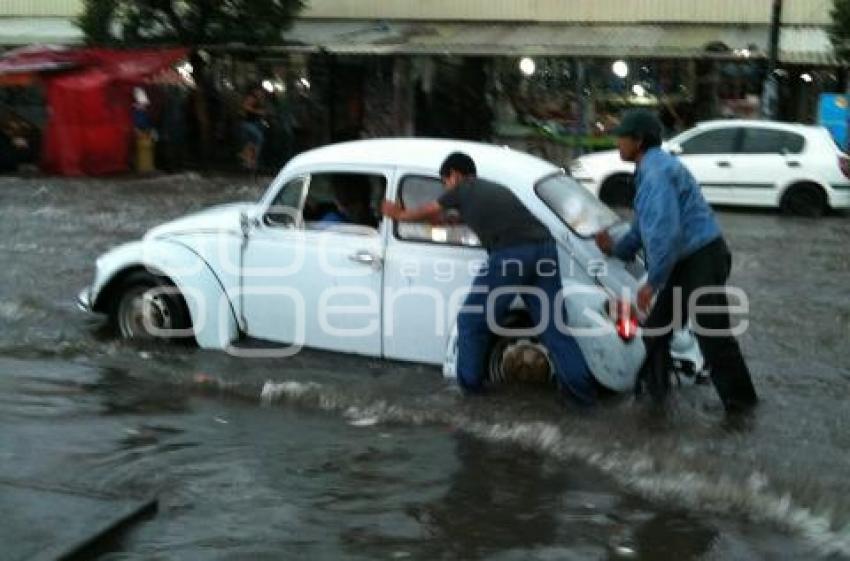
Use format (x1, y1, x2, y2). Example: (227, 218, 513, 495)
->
(78, 138, 707, 392)
(570, 120, 850, 216)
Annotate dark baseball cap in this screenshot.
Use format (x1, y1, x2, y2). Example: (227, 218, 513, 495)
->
(612, 109, 663, 138)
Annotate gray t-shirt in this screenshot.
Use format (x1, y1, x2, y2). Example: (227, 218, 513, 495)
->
(437, 177, 552, 252)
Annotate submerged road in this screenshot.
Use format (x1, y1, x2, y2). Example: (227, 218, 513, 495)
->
(0, 173, 848, 560)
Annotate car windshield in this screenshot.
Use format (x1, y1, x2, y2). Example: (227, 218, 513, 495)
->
(536, 173, 621, 237)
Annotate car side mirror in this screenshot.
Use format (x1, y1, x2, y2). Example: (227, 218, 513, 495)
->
(239, 211, 252, 235)
(668, 143, 683, 155)
(240, 209, 261, 235)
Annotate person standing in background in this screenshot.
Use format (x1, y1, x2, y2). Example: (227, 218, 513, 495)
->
(132, 87, 156, 173)
(239, 86, 268, 170)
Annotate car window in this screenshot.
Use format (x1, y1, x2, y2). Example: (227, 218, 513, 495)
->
(680, 128, 740, 154)
(396, 176, 480, 247)
(265, 176, 306, 227)
(740, 128, 805, 154)
(302, 172, 386, 233)
(536, 173, 620, 237)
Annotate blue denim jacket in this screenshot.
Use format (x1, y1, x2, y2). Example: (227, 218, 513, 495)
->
(613, 148, 721, 290)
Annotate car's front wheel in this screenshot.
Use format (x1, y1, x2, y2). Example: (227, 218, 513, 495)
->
(780, 182, 828, 217)
(110, 271, 192, 341)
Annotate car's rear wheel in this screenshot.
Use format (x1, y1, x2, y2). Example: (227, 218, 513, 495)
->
(486, 316, 554, 385)
(780, 182, 828, 218)
(110, 271, 192, 341)
(598, 174, 636, 209)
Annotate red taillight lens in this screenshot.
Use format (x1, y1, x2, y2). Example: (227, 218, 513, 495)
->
(840, 156, 850, 180)
(607, 299, 639, 341)
(616, 315, 639, 340)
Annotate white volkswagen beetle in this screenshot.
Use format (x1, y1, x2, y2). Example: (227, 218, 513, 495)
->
(78, 138, 704, 391)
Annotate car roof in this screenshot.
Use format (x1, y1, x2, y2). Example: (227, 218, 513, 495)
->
(284, 137, 560, 189)
(694, 119, 825, 135)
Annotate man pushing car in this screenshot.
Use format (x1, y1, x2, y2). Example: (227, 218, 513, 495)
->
(595, 109, 758, 414)
(381, 152, 597, 406)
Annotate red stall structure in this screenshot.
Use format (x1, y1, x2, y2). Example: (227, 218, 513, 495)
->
(0, 46, 186, 176)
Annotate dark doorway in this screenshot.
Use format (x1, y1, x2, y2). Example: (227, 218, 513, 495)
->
(415, 56, 492, 141)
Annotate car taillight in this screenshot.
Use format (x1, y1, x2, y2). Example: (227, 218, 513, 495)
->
(616, 314, 639, 341)
(840, 156, 850, 180)
(607, 299, 639, 341)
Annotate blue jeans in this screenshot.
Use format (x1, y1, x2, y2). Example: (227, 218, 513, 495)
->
(240, 121, 265, 151)
(456, 241, 597, 405)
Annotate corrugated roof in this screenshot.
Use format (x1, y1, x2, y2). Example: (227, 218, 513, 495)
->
(302, 0, 831, 26)
(780, 25, 837, 65)
(0, 16, 836, 66)
(0, 17, 83, 45)
(285, 20, 837, 65)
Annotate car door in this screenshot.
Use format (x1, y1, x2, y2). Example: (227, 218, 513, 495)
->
(676, 126, 742, 204)
(382, 173, 485, 365)
(240, 168, 389, 357)
(731, 127, 805, 206)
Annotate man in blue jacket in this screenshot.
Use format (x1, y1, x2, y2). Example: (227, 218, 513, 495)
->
(595, 109, 758, 414)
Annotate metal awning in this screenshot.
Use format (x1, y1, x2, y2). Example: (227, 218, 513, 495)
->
(779, 26, 836, 65)
(284, 20, 837, 65)
(0, 17, 83, 46)
(0, 17, 836, 66)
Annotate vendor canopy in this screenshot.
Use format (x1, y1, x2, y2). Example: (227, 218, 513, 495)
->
(0, 46, 187, 80)
(0, 47, 187, 176)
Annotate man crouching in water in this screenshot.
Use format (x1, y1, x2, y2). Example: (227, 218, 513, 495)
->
(381, 152, 597, 406)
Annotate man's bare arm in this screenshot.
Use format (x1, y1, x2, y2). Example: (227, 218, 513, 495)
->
(381, 200, 443, 222)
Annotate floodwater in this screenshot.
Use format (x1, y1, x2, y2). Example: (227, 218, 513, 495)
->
(0, 173, 848, 560)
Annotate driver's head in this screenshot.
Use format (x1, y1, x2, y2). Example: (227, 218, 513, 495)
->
(334, 176, 369, 206)
(332, 176, 373, 225)
(613, 109, 663, 163)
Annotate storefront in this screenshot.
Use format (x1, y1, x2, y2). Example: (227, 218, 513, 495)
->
(276, 19, 839, 165)
(488, 56, 699, 164)
(1, 16, 839, 172)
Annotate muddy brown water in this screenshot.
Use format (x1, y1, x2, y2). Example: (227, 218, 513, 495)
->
(0, 174, 848, 560)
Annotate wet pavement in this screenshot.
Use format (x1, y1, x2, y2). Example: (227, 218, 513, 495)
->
(0, 173, 848, 560)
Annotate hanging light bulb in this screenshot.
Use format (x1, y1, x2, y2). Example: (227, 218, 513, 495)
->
(519, 57, 536, 76)
(612, 60, 629, 79)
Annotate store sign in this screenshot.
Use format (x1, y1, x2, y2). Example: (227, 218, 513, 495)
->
(818, 94, 849, 150)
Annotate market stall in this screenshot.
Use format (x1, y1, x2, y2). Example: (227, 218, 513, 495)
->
(0, 46, 186, 175)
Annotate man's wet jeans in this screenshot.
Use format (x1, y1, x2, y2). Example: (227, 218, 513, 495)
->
(639, 237, 758, 413)
(455, 241, 597, 405)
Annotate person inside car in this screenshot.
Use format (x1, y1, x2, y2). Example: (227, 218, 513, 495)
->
(316, 178, 378, 229)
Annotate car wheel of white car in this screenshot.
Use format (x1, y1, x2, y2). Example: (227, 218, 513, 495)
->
(111, 271, 191, 341)
(781, 182, 827, 218)
(598, 174, 635, 209)
(487, 317, 554, 385)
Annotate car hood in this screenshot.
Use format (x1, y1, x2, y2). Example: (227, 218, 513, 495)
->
(577, 149, 623, 165)
(146, 202, 255, 239)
